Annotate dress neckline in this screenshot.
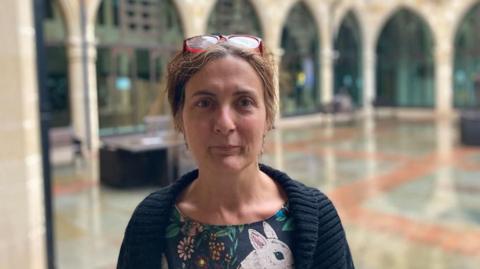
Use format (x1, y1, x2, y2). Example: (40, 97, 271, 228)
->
(173, 202, 289, 228)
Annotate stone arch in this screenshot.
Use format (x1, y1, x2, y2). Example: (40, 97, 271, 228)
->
(171, 0, 211, 38)
(375, 8, 436, 107)
(334, 10, 363, 106)
(206, 0, 263, 37)
(452, 1, 480, 108)
(54, 0, 74, 35)
(373, 5, 436, 50)
(279, 1, 321, 116)
(44, 0, 71, 128)
(333, 4, 363, 37)
(450, 0, 480, 40)
(86, 0, 102, 31)
(266, 0, 308, 47)
(94, 0, 184, 135)
(241, 0, 266, 36)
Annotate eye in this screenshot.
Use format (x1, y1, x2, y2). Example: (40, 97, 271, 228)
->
(195, 99, 212, 108)
(274, 251, 284, 260)
(237, 97, 254, 108)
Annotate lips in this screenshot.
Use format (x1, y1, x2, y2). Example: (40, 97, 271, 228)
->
(209, 145, 242, 154)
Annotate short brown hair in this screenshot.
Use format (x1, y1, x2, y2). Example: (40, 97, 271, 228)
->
(166, 43, 277, 132)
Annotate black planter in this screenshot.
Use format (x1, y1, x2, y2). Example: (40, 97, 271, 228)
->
(460, 110, 480, 146)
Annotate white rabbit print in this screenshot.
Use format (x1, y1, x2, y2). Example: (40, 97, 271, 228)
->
(238, 221, 294, 269)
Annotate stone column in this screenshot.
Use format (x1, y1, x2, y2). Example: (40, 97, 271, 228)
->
(321, 43, 334, 106)
(66, 40, 96, 156)
(362, 36, 376, 116)
(319, 3, 335, 107)
(0, 0, 46, 268)
(175, 0, 216, 37)
(62, 0, 100, 157)
(434, 40, 454, 117)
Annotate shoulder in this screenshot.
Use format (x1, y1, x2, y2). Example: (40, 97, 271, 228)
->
(260, 163, 340, 218)
(117, 170, 198, 268)
(122, 186, 175, 242)
(123, 169, 198, 234)
(256, 165, 354, 268)
(117, 186, 175, 268)
(260, 163, 332, 206)
(131, 187, 174, 220)
(127, 169, 199, 225)
(287, 181, 338, 221)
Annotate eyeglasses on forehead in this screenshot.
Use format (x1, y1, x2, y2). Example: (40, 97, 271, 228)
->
(183, 34, 263, 54)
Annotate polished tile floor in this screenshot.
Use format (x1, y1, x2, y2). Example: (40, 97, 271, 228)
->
(52, 117, 480, 268)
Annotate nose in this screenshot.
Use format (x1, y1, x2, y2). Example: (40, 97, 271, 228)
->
(214, 107, 235, 135)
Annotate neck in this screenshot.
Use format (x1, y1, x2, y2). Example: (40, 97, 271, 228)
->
(176, 163, 287, 225)
(188, 163, 272, 211)
(188, 163, 278, 209)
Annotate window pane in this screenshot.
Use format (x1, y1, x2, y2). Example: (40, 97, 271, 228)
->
(207, 0, 263, 36)
(280, 3, 320, 116)
(334, 12, 363, 106)
(454, 4, 480, 108)
(375, 9, 435, 107)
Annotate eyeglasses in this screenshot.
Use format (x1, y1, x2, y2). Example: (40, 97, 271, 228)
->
(183, 35, 263, 54)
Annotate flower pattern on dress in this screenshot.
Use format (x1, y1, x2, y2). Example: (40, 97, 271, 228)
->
(195, 255, 208, 268)
(177, 236, 195, 261)
(208, 241, 225, 260)
(182, 218, 204, 237)
(164, 203, 295, 269)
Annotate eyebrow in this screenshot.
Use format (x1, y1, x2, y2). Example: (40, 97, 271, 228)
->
(190, 88, 258, 98)
(190, 90, 216, 98)
(233, 89, 258, 97)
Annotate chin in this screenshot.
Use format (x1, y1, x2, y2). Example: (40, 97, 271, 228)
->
(209, 156, 256, 173)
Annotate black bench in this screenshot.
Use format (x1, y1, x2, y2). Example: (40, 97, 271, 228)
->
(100, 131, 183, 188)
(460, 110, 480, 146)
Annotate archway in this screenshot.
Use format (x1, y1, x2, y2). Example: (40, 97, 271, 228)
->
(207, 0, 263, 36)
(334, 11, 363, 106)
(375, 9, 435, 107)
(44, 0, 69, 127)
(95, 0, 184, 136)
(453, 2, 480, 108)
(279, 3, 320, 116)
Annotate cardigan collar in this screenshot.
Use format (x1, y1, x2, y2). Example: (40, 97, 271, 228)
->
(166, 164, 320, 269)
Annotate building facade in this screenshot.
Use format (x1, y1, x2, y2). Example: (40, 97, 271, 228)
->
(44, 0, 480, 154)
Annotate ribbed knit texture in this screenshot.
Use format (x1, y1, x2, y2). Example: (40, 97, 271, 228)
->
(117, 164, 355, 269)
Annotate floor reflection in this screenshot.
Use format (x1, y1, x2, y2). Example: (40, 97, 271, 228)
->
(53, 117, 480, 268)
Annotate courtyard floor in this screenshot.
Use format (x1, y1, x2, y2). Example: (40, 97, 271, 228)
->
(52, 116, 480, 268)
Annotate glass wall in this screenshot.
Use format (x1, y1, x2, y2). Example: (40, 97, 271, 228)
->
(334, 11, 363, 106)
(207, 0, 263, 36)
(280, 3, 320, 116)
(453, 3, 480, 108)
(375, 9, 435, 107)
(95, 0, 183, 136)
(43, 0, 69, 127)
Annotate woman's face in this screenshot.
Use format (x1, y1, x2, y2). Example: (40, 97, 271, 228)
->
(181, 55, 267, 173)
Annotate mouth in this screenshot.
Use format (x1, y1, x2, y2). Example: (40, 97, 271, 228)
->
(209, 145, 242, 154)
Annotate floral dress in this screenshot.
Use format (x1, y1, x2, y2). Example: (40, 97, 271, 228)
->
(163, 203, 295, 269)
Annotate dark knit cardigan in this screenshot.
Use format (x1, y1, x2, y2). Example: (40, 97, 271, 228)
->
(117, 164, 355, 269)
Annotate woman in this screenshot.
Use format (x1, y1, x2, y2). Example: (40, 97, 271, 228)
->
(117, 35, 354, 269)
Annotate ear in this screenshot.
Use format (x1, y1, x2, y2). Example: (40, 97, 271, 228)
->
(263, 221, 278, 239)
(248, 229, 267, 250)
